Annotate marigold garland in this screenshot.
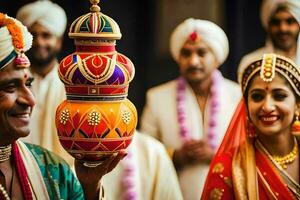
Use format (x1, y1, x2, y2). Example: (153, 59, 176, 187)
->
(0, 13, 24, 50)
(0, 13, 5, 21)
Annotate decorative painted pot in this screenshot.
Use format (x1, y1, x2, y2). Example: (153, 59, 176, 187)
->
(56, 99, 137, 161)
(55, 0, 138, 163)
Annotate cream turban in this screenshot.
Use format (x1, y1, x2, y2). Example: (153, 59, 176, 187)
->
(0, 14, 32, 69)
(170, 18, 229, 64)
(16, 0, 67, 37)
(260, 0, 300, 29)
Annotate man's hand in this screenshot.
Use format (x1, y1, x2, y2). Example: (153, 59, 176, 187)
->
(188, 140, 214, 163)
(173, 139, 214, 170)
(75, 150, 127, 200)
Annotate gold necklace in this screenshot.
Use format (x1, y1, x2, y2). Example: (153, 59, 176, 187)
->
(0, 145, 11, 162)
(272, 140, 298, 169)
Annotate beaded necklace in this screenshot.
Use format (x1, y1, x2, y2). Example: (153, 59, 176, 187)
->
(176, 70, 222, 149)
(0, 183, 9, 200)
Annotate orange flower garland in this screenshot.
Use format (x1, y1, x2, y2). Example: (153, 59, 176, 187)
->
(0, 13, 24, 50)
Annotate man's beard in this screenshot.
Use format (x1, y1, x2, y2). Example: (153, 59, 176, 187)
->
(27, 47, 58, 68)
(270, 31, 299, 51)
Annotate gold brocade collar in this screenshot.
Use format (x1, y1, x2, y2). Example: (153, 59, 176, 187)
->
(0, 144, 11, 162)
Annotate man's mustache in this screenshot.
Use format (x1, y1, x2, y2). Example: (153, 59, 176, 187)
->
(185, 66, 204, 73)
(29, 46, 50, 52)
(276, 31, 293, 38)
(8, 105, 32, 116)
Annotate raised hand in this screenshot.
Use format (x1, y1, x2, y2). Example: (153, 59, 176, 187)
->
(75, 150, 127, 200)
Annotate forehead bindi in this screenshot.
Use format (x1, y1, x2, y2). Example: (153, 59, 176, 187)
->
(0, 67, 32, 82)
(23, 70, 30, 79)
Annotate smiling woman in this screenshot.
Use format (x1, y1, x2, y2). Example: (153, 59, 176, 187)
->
(247, 74, 297, 138)
(201, 53, 300, 200)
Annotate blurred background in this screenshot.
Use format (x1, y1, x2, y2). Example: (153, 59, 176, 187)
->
(0, 0, 265, 122)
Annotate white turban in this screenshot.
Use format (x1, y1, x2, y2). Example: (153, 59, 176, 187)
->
(260, 0, 300, 29)
(16, 0, 67, 37)
(170, 18, 229, 64)
(0, 14, 32, 69)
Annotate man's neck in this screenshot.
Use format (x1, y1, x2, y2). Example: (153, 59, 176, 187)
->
(188, 77, 212, 97)
(187, 77, 212, 117)
(274, 45, 297, 60)
(31, 59, 57, 78)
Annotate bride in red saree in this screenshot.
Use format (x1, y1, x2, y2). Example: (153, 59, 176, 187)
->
(201, 54, 300, 200)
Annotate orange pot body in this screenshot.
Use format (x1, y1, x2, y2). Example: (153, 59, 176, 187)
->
(55, 99, 137, 161)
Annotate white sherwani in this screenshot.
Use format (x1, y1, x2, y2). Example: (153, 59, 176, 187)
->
(102, 132, 183, 200)
(23, 62, 74, 166)
(140, 77, 241, 200)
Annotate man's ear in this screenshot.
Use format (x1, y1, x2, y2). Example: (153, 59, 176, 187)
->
(214, 57, 220, 70)
(55, 36, 63, 51)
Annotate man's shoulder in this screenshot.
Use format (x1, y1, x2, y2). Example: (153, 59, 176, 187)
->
(243, 47, 266, 58)
(135, 132, 163, 148)
(222, 78, 240, 90)
(220, 79, 242, 105)
(24, 143, 69, 167)
(133, 132, 167, 156)
(147, 80, 177, 96)
(24, 143, 84, 199)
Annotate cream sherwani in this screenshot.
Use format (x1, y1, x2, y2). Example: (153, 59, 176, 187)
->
(22, 62, 74, 166)
(102, 132, 183, 200)
(140, 77, 241, 200)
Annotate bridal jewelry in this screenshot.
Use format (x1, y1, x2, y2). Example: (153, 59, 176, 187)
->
(272, 141, 298, 169)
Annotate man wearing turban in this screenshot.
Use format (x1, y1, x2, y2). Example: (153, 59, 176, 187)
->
(140, 18, 241, 199)
(238, 0, 300, 78)
(16, 1, 73, 165)
(0, 12, 125, 200)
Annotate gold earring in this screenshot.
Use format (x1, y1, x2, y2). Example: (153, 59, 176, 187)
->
(292, 111, 300, 136)
(247, 118, 257, 138)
